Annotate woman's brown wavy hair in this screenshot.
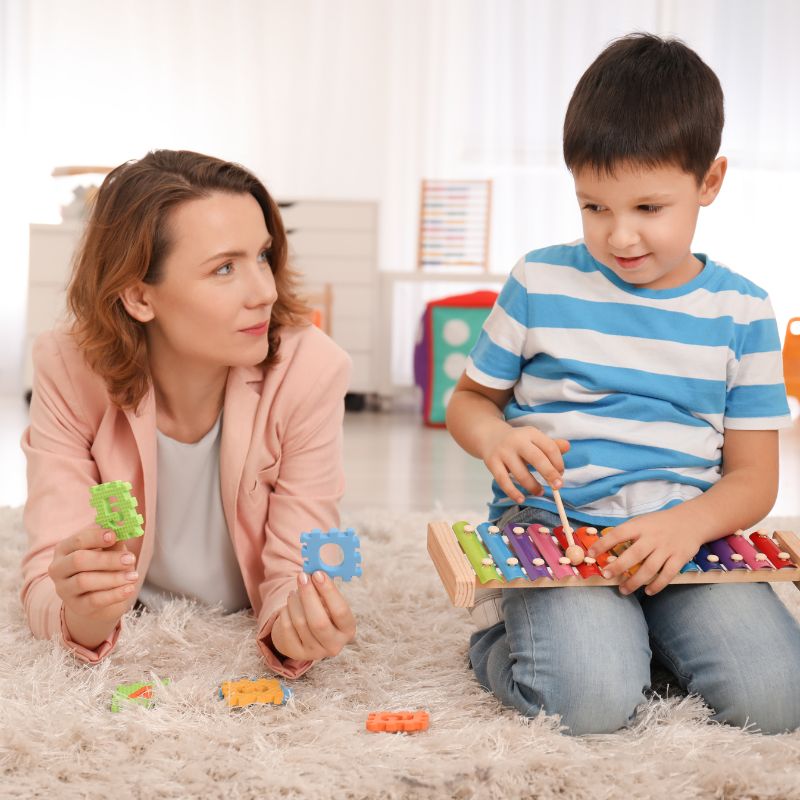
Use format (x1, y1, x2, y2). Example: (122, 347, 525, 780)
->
(67, 150, 310, 410)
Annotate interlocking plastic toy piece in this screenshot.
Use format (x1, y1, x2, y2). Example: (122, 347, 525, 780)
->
(217, 677, 293, 708)
(90, 480, 144, 541)
(110, 679, 169, 712)
(301, 527, 362, 581)
(366, 711, 430, 733)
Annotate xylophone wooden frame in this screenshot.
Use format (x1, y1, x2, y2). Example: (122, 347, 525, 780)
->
(427, 521, 800, 608)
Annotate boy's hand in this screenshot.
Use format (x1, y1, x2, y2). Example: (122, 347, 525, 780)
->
(587, 507, 708, 596)
(49, 528, 139, 623)
(481, 425, 570, 504)
(271, 572, 356, 661)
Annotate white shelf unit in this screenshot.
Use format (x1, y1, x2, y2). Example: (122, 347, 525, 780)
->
(24, 222, 82, 393)
(24, 200, 381, 398)
(280, 200, 379, 397)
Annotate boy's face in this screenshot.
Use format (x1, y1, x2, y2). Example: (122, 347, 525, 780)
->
(574, 159, 726, 290)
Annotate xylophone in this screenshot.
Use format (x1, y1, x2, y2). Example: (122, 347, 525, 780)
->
(427, 520, 800, 607)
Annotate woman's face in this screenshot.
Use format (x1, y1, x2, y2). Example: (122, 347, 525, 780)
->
(139, 191, 278, 369)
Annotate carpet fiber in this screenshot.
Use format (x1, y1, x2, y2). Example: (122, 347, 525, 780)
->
(2, 505, 800, 800)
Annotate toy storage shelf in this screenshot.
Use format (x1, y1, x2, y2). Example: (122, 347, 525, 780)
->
(377, 271, 506, 397)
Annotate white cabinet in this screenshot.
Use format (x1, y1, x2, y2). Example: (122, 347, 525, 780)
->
(24, 223, 82, 394)
(280, 200, 379, 397)
(24, 200, 381, 398)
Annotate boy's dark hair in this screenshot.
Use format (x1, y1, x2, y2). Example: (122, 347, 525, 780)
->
(563, 32, 724, 184)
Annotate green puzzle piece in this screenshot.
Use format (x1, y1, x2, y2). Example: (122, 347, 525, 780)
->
(110, 679, 170, 712)
(89, 480, 144, 541)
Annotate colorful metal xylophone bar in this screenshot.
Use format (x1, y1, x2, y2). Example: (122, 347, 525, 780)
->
(427, 520, 800, 607)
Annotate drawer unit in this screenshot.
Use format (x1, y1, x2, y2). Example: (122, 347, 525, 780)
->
(24, 223, 83, 394)
(280, 200, 376, 231)
(281, 200, 379, 397)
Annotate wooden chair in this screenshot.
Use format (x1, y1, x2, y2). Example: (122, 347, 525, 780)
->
(306, 284, 333, 336)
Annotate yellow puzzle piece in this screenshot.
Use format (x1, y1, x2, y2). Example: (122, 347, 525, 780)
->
(218, 677, 292, 708)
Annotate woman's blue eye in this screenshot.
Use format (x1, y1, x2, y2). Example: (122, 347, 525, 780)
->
(639, 205, 662, 214)
(582, 203, 604, 213)
(215, 250, 271, 275)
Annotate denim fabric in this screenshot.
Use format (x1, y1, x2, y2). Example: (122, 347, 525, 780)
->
(469, 506, 800, 735)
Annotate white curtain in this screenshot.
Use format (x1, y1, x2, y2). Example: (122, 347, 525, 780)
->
(2, 0, 799, 391)
(0, 0, 31, 392)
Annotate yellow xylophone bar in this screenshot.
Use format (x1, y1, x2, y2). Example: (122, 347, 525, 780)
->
(427, 521, 800, 608)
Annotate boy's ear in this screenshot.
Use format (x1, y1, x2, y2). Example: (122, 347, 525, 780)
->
(120, 282, 156, 323)
(699, 156, 727, 206)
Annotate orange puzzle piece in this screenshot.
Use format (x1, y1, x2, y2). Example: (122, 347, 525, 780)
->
(366, 710, 430, 733)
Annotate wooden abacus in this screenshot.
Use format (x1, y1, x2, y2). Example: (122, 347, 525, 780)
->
(427, 520, 800, 607)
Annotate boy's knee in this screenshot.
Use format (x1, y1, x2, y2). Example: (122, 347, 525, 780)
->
(690, 622, 800, 735)
(497, 660, 645, 735)
(468, 621, 508, 691)
(470, 588, 650, 734)
(710, 683, 800, 735)
(521, 679, 644, 735)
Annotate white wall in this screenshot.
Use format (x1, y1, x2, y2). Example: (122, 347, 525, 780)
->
(2, 0, 799, 391)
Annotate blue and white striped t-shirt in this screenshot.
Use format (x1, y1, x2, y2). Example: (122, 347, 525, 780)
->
(466, 241, 791, 526)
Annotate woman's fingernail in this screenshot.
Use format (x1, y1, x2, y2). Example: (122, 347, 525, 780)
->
(103, 531, 114, 543)
(121, 553, 135, 565)
(313, 571, 326, 585)
(601, 570, 611, 579)
(125, 571, 138, 581)
(298, 572, 309, 586)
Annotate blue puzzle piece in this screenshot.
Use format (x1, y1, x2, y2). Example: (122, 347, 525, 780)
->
(301, 527, 362, 581)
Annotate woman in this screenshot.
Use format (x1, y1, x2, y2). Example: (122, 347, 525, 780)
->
(20, 150, 355, 678)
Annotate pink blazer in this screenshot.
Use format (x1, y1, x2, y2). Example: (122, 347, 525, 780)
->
(20, 324, 351, 678)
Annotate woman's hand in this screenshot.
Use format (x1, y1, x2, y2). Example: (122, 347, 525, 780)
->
(588, 506, 708, 596)
(48, 528, 139, 623)
(271, 571, 356, 661)
(481, 425, 570, 504)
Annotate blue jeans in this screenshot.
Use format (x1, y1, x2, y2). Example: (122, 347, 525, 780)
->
(469, 506, 800, 735)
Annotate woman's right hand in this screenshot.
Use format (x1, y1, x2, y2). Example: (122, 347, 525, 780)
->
(48, 528, 139, 623)
(481, 425, 570, 504)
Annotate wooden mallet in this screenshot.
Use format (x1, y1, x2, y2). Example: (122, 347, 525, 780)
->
(552, 487, 584, 566)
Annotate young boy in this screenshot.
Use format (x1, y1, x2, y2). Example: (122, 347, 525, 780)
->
(447, 33, 800, 736)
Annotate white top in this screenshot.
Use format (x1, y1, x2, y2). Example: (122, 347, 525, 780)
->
(138, 413, 251, 613)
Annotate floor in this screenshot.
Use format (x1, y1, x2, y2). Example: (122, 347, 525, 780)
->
(2, 393, 799, 518)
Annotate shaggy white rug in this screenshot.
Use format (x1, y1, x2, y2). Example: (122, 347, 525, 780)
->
(2, 505, 800, 800)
